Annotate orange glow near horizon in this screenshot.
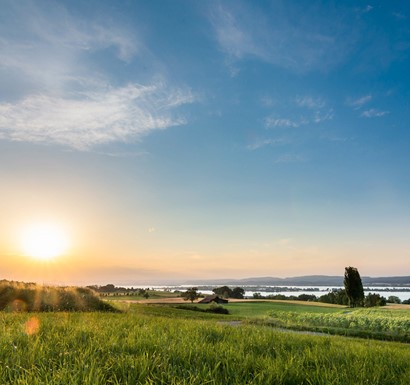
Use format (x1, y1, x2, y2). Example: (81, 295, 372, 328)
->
(20, 223, 70, 261)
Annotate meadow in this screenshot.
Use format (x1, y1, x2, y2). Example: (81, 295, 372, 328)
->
(0, 300, 409, 384)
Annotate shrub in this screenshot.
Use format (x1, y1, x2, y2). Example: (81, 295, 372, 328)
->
(0, 280, 119, 312)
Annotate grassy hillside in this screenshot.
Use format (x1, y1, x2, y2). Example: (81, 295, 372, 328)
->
(0, 280, 118, 312)
(1, 286, 409, 384)
(1, 306, 409, 384)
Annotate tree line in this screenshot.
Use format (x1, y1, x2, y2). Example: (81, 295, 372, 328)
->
(182, 267, 409, 307)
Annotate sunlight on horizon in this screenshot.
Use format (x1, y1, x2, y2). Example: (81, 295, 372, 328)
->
(20, 223, 70, 261)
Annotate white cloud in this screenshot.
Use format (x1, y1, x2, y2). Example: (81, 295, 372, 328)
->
(0, 83, 195, 149)
(0, 2, 139, 96)
(347, 94, 372, 109)
(313, 109, 334, 123)
(0, 1, 195, 150)
(361, 109, 389, 118)
(265, 118, 300, 128)
(296, 96, 325, 109)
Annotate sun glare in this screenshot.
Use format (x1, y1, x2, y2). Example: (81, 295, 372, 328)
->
(21, 223, 69, 261)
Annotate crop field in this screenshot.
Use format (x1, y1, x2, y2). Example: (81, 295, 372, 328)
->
(267, 307, 410, 341)
(0, 302, 409, 384)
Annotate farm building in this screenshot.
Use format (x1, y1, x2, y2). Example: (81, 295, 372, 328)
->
(199, 295, 228, 304)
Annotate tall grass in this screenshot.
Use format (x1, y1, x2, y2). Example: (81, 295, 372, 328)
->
(268, 308, 410, 342)
(0, 308, 409, 384)
(0, 281, 117, 312)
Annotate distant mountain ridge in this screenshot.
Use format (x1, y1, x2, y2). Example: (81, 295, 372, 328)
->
(185, 275, 410, 287)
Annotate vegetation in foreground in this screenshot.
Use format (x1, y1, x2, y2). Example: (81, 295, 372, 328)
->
(1, 306, 410, 385)
(0, 281, 118, 312)
(266, 306, 410, 342)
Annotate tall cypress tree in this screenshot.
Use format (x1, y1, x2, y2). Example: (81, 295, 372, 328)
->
(344, 266, 364, 307)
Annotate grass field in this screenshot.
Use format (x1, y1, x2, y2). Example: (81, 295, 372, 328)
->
(223, 300, 345, 318)
(1, 300, 409, 384)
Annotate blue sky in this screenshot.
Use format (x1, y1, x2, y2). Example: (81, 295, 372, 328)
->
(0, 0, 409, 284)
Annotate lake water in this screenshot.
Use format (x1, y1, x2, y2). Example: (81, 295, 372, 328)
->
(151, 285, 410, 302)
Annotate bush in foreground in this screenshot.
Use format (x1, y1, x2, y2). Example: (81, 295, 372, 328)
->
(0, 280, 118, 312)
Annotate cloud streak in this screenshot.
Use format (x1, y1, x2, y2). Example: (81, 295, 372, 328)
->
(265, 118, 300, 128)
(361, 109, 389, 118)
(347, 94, 372, 109)
(0, 1, 195, 150)
(247, 137, 287, 150)
(210, 1, 357, 73)
(0, 83, 194, 149)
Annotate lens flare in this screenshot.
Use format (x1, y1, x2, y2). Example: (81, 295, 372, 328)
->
(25, 317, 41, 335)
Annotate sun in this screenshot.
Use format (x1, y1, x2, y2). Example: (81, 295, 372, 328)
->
(21, 223, 69, 261)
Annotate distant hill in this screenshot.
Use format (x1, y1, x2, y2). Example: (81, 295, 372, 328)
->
(185, 275, 410, 287)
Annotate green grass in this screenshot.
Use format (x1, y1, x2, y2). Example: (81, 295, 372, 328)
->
(1, 298, 409, 384)
(266, 306, 410, 342)
(1, 309, 410, 384)
(103, 290, 180, 301)
(224, 301, 344, 318)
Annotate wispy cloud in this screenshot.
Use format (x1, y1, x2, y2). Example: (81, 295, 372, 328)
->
(247, 137, 286, 151)
(0, 83, 194, 149)
(392, 12, 406, 20)
(296, 96, 325, 109)
(264, 108, 332, 129)
(0, 1, 194, 150)
(0, 2, 139, 96)
(347, 94, 372, 109)
(209, 2, 357, 73)
(361, 109, 390, 118)
(313, 109, 334, 123)
(265, 118, 300, 128)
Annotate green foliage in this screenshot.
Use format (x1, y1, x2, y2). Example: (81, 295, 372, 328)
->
(176, 303, 230, 315)
(208, 302, 230, 314)
(181, 287, 199, 303)
(403, 298, 410, 304)
(231, 287, 245, 299)
(268, 308, 410, 342)
(387, 296, 402, 304)
(212, 285, 232, 298)
(319, 288, 349, 305)
(344, 266, 365, 307)
(365, 293, 387, 307)
(0, 308, 409, 384)
(213, 286, 245, 299)
(0, 281, 118, 312)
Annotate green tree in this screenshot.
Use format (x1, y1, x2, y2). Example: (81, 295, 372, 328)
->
(319, 289, 348, 305)
(231, 287, 245, 299)
(364, 293, 386, 307)
(212, 286, 232, 298)
(387, 295, 401, 304)
(182, 287, 199, 303)
(344, 266, 364, 307)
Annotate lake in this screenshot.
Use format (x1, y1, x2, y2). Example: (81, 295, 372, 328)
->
(152, 285, 410, 302)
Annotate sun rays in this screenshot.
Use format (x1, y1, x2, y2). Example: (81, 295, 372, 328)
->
(20, 223, 70, 261)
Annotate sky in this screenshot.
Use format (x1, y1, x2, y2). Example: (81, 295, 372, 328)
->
(1, 0, 410, 285)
